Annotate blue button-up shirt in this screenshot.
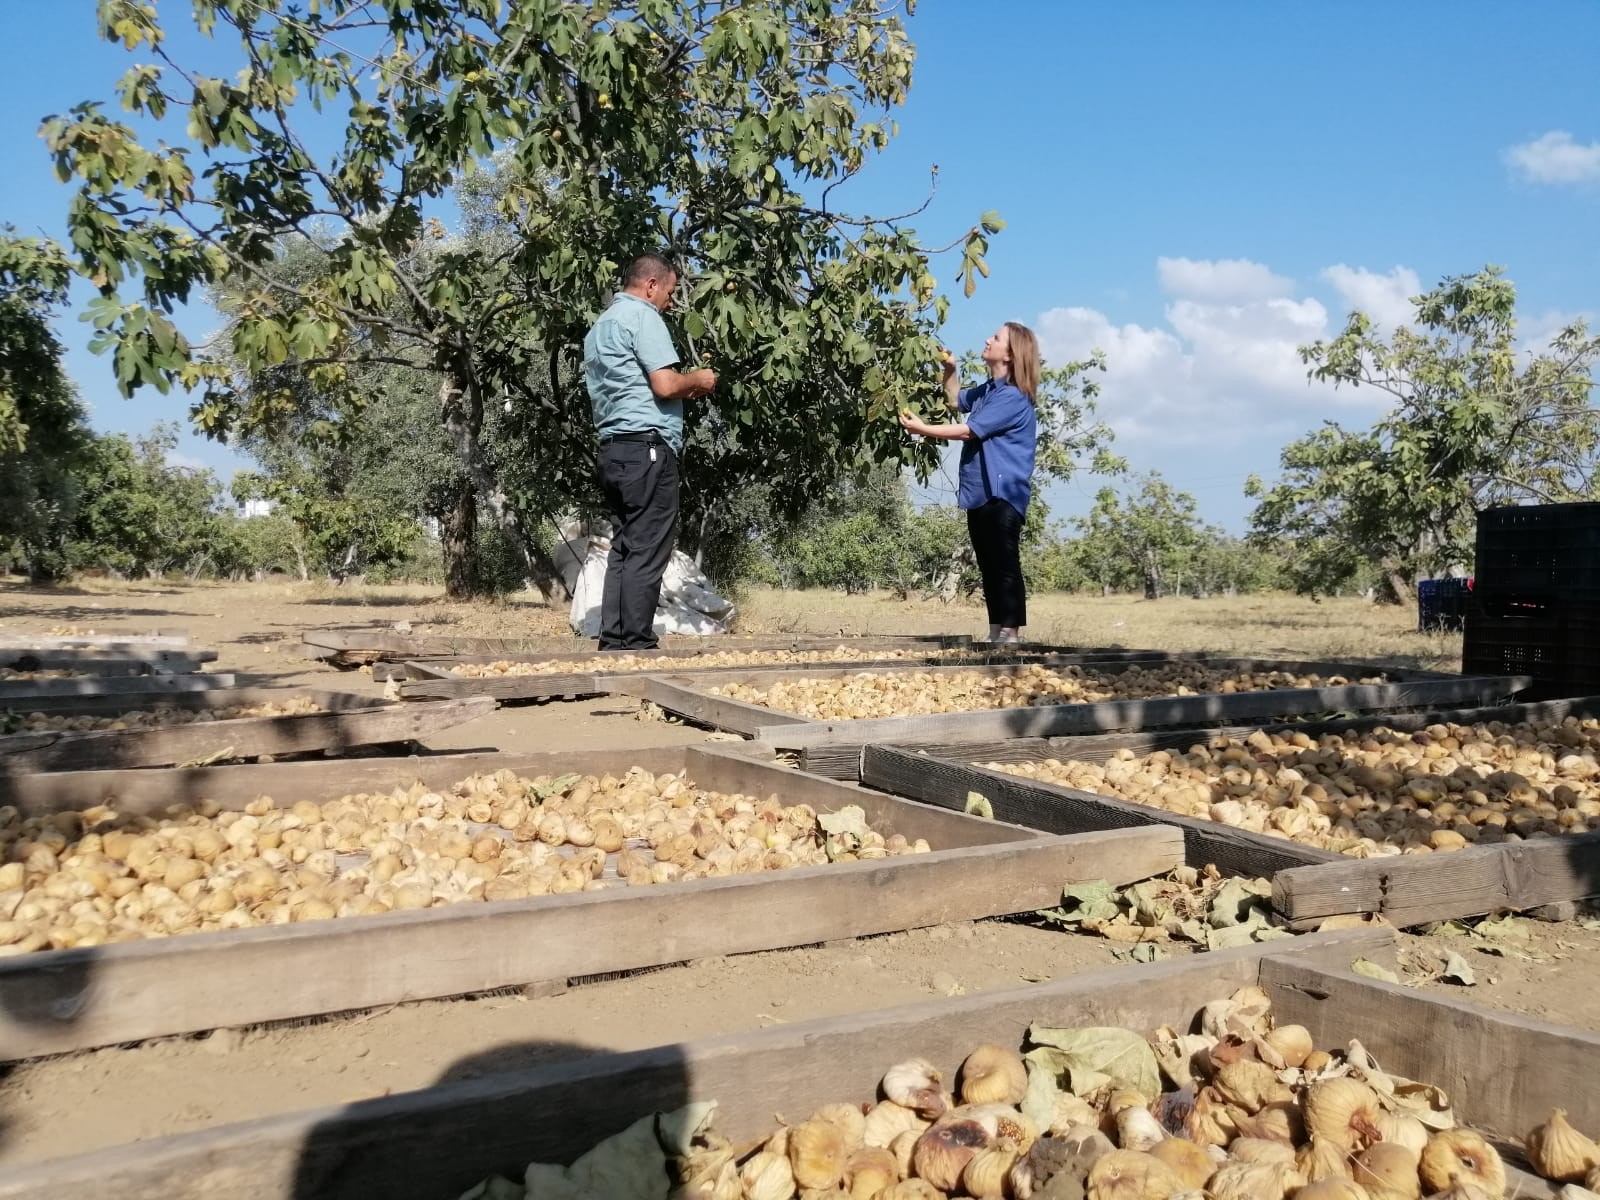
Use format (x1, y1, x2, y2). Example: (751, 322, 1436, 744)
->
(956, 378, 1037, 515)
(583, 293, 684, 451)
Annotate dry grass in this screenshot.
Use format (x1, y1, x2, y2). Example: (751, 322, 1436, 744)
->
(735, 588, 1461, 672)
(0, 577, 1459, 672)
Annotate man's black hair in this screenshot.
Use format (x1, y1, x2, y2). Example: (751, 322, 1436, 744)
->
(623, 252, 679, 286)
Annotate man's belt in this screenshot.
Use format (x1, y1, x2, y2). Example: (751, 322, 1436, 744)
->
(599, 430, 669, 446)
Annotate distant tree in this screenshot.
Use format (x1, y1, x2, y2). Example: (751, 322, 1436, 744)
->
(1075, 473, 1203, 600)
(69, 424, 228, 577)
(0, 231, 93, 581)
(1247, 267, 1600, 603)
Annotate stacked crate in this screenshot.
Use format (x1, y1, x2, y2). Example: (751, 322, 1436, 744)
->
(1463, 502, 1600, 696)
(1417, 577, 1472, 632)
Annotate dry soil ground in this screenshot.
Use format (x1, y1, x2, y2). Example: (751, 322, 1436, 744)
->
(0, 578, 1592, 1169)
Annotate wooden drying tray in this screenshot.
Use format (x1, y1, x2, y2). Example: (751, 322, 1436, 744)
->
(859, 695, 1600, 929)
(0, 687, 494, 772)
(0, 645, 217, 676)
(0, 673, 238, 704)
(0, 744, 1182, 1060)
(397, 644, 1191, 702)
(301, 628, 977, 667)
(0, 927, 1586, 1200)
(625, 656, 1516, 776)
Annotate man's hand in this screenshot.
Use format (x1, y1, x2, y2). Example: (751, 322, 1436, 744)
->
(940, 349, 957, 376)
(899, 408, 928, 436)
(688, 367, 717, 398)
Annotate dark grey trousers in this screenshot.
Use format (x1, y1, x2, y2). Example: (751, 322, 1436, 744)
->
(597, 439, 679, 651)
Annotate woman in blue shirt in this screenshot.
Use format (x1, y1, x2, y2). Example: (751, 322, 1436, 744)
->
(900, 322, 1040, 644)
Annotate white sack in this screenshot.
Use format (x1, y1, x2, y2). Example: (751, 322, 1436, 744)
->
(567, 522, 736, 638)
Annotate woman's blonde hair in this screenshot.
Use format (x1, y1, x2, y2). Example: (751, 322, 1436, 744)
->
(1004, 321, 1040, 401)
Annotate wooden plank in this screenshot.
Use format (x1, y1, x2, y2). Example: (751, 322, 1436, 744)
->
(0, 673, 237, 703)
(0, 930, 1392, 1200)
(0, 647, 216, 674)
(0, 747, 706, 816)
(0, 634, 190, 650)
(302, 629, 979, 664)
(0, 685, 386, 720)
(0, 695, 495, 772)
(1273, 828, 1600, 928)
(0, 830, 1181, 1059)
(1264, 959, 1600, 1141)
(809, 695, 1600, 780)
(399, 663, 603, 701)
(757, 675, 1531, 752)
(617, 673, 812, 731)
(393, 649, 1205, 703)
(861, 745, 1336, 878)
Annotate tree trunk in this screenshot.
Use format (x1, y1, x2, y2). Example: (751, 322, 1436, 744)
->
(438, 369, 569, 603)
(1142, 552, 1162, 600)
(441, 478, 478, 599)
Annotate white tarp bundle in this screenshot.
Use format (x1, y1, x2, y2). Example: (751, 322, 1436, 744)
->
(558, 518, 736, 638)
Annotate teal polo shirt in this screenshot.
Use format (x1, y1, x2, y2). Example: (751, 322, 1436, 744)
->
(583, 292, 684, 452)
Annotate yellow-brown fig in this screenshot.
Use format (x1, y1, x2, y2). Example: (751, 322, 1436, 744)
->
(863, 1102, 929, 1150)
(882, 1059, 947, 1118)
(1303, 1078, 1384, 1152)
(1262, 1023, 1315, 1069)
(1213, 1059, 1287, 1114)
(790, 1119, 850, 1190)
(1525, 1108, 1600, 1182)
(1206, 1159, 1306, 1200)
(961, 1144, 1017, 1199)
(1372, 1112, 1430, 1157)
(911, 1118, 991, 1191)
(1419, 1130, 1505, 1197)
(739, 1149, 796, 1200)
(1232, 1137, 1298, 1165)
(1296, 1182, 1372, 1200)
(841, 1147, 899, 1199)
(958, 1043, 1028, 1106)
(878, 1181, 943, 1200)
(1084, 1149, 1185, 1199)
(1146, 1137, 1215, 1189)
(1353, 1142, 1421, 1200)
(811, 1103, 867, 1154)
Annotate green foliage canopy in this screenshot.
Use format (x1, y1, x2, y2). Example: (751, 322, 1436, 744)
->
(1247, 267, 1600, 602)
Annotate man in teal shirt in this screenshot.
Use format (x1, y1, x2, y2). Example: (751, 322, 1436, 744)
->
(583, 253, 717, 650)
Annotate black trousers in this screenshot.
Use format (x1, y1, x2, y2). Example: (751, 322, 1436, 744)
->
(597, 438, 679, 651)
(967, 498, 1026, 628)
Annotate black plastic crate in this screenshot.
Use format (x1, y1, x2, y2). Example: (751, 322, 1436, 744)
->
(1475, 502, 1600, 602)
(1462, 600, 1600, 699)
(1417, 577, 1472, 633)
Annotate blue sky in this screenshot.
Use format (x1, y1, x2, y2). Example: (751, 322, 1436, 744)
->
(3, 3, 1597, 531)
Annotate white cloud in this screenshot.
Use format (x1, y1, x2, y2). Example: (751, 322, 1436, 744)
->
(1321, 264, 1421, 330)
(1504, 131, 1600, 184)
(1035, 262, 1411, 455)
(1157, 256, 1294, 303)
(165, 450, 208, 472)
